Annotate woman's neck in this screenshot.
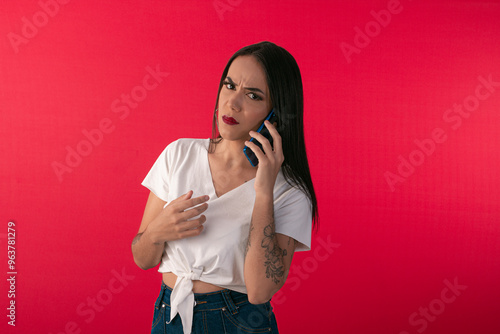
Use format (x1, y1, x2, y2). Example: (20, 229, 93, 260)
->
(212, 138, 252, 170)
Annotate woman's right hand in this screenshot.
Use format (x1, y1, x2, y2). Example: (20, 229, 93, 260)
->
(147, 190, 209, 243)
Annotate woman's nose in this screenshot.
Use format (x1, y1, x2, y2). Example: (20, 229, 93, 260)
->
(226, 91, 243, 112)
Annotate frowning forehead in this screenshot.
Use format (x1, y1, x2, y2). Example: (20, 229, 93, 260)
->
(226, 56, 269, 96)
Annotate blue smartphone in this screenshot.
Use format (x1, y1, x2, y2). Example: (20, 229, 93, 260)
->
(243, 110, 278, 167)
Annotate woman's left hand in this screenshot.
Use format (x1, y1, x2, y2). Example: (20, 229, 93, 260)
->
(245, 120, 284, 195)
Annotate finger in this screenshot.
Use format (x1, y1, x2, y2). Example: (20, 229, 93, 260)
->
(248, 130, 274, 158)
(179, 202, 209, 221)
(174, 194, 210, 211)
(178, 217, 206, 238)
(264, 120, 283, 156)
(245, 140, 267, 163)
(184, 195, 210, 209)
(180, 224, 204, 239)
(170, 190, 193, 204)
(178, 215, 206, 231)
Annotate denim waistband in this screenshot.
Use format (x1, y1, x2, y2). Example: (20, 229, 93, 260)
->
(155, 281, 250, 314)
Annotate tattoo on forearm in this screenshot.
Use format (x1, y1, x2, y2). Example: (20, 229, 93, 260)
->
(132, 232, 143, 246)
(261, 223, 285, 284)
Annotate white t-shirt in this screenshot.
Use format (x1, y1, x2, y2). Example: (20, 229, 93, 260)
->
(142, 138, 312, 333)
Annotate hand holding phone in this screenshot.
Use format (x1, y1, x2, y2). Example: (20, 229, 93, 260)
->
(243, 110, 278, 167)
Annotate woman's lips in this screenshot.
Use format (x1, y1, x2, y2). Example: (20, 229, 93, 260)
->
(222, 115, 239, 125)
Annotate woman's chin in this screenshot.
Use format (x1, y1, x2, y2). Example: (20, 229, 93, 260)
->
(218, 134, 249, 144)
(218, 129, 245, 142)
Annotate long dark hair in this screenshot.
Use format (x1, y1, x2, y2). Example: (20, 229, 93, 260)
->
(210, 41, 318, 230)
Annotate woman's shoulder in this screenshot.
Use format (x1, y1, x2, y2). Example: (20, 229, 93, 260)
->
(157, 138, 209, 166)
(274, 170, 311, 205)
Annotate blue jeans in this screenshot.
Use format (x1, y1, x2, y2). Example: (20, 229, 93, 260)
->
(151, 282, 280, 334)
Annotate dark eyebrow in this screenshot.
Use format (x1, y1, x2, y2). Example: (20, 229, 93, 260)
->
(225, 76, 266, 96)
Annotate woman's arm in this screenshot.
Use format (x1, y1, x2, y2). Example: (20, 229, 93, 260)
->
(244, 192, 297, 304)
(132, 190, 209, 270)
(132, 192, 167, 270)
(243, 120, 296, 304)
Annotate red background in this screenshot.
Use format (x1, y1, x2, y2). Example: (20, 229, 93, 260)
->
(1, 0, 499, 333)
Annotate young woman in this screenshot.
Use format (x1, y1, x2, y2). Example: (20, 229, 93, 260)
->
(132, 41, 318, 334)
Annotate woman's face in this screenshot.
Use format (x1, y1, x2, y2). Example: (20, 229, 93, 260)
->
(217, 55, 272, 142)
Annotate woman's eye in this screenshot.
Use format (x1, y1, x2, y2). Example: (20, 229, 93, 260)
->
(248, 93, 261, 101)
(223, 81, 262, 100)
(223, 81, 234, 89)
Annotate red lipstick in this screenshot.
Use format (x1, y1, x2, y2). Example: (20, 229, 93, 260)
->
(222, 115, 239, 125)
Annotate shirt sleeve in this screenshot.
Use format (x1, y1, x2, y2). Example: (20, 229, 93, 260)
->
(141, 145, 171, 202)
(274, 187, 313, 252)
